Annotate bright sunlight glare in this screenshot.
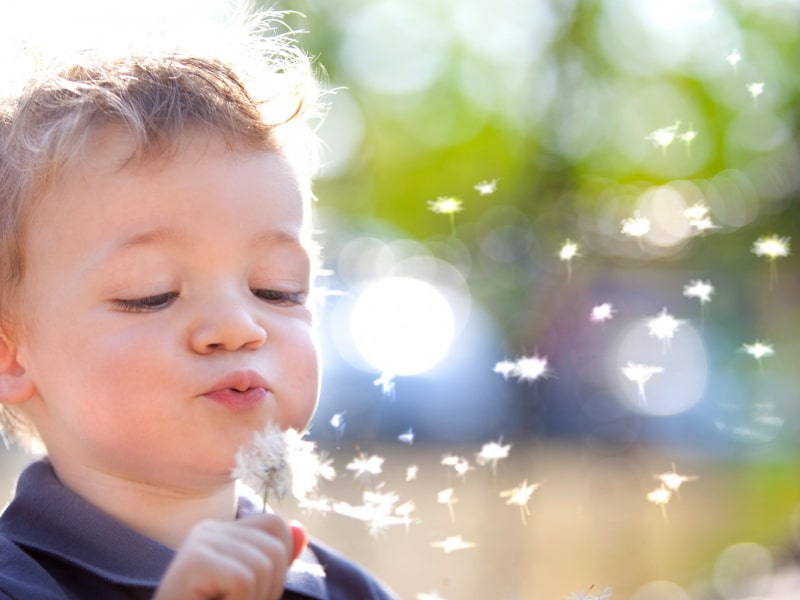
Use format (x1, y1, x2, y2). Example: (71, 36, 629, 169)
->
(349, 277, 455, 376)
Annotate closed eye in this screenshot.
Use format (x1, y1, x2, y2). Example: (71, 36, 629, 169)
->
(252, 288, 307, 306)
(112, 292, 178, 313)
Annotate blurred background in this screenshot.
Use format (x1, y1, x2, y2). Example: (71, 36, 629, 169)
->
(2, 0, 800, 598)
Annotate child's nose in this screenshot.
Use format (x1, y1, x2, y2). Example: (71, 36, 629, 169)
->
(189, 295, 267, 354)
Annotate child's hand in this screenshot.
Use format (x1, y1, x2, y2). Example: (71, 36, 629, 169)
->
(154, 515, 308, 600)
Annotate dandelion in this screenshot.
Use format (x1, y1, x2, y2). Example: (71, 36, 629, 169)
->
(374, 372, 396, 397)
(621, 213, 650, 247)
(646, 308, 685, 351)
(406, 464, 419, 481)
(431, 535, 476, 554)
(568, 585, 613, 600)
(474, 179, 497, 196)
(500, 479, 543, 525)
(232, 425, 330, 507)
(622, 361, 663, 403)
(476, 439, 511, 476)
(590, 303, 615, 324)
(742, 340, 775, 372)
(427, 196, 463, 236)
(346, 452, 384, 479)
(747, 82, 764, 106)
(645, 121, 680, 154)
(655, 463, 698, 495)
(752, 234, 790, 288)
(647, 485, 672, 521)
(437, 488, 458, 522)
(727, 49, 742, 74)
(558, 239, 581, 282)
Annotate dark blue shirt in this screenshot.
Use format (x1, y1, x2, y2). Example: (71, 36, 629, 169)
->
(0, 460, 397, 599)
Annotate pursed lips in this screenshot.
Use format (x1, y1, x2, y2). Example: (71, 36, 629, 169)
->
(204, 370, 270, 409)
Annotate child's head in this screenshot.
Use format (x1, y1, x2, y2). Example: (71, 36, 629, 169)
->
(0, 10, 323, 463)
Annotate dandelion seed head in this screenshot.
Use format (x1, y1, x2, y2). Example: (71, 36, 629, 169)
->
(621, 213, 651, 239)
(683, 280, 714, 304)
(473, 179, 497, 196)
(590, 303, 615, 323)
(427, 196, 463, 215)
(752, 235, 790, 260)
(431, 535, 476, 553)
(232, 424, 327, 504)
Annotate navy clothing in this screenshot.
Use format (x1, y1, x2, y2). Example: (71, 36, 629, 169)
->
(0, 460, 396, 600)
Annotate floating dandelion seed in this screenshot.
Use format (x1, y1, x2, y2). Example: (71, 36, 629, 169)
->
(645, 121, 680, 154)
(333, 488, 414, 536)
(493, 360, 516, 379)
(622, 361, 663, 403)
(474, 179, 497, 196)
(621, 213, 650, 246)
(684, 203, 720, 234)
(437, 488, 458, 522)
(374, 372, 396, 397)
(646, 308, 685, 351)
(511, 355, 550, 383)
(454, 458, 473, 482)
(417, 592, 446, 600)
(297, 496, 334, 515)
(406, 464, 419, 481)
(727, 49, 741, 74)
(684, 280, 714, 326)
(568, 585, 613, 600)
(742, 341, 775, 372)
(752, 234, 790, 288)
(397, 428, 414, 445)
(431, 535, 476, 554)
(747, 82, 764, 106)
(329, 411, 346, 436)
(558, 239, 581, 281)
(427, 196, 463, 235)
(476, 439, 511, 476)
(655, 463, 698, 495)
(232, 425, 329, 507)
(500, 479, 542, 525)
(647, 485, 672, 521)
(346, 452, 384, 479)
(590, 303, 615, 323)
(679, 127, 698, 158)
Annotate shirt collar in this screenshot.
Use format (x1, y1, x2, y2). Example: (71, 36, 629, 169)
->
(0, 459, 328, 598)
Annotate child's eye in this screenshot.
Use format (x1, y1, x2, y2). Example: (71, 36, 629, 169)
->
(112, 292, 178, 313)
(252, 288, 307, 306)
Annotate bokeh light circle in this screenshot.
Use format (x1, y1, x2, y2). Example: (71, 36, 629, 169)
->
(349, 277, 455, 376)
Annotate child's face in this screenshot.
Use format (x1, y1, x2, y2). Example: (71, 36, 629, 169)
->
(13, 130, 319, 490)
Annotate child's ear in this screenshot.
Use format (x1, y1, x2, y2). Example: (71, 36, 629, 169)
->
(0, 333, 36, 405)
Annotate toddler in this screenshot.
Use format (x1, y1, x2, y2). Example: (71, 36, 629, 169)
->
(0, 8, 396, 600)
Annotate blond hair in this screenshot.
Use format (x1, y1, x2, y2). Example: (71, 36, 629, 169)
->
(0, 8, 322, 448)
